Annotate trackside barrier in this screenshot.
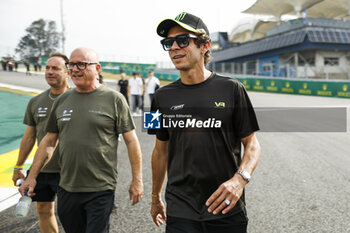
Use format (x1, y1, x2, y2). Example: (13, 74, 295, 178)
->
(100, 61, 156, 77)
(101, 61, 181, 81)
(235, 77, 350, 98)
(98, 61, 349, 98)
(154, 72, 179, 81)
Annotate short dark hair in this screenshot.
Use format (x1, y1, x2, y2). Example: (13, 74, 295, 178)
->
(194, 33, 211, 66)
(49, 52, 69, 64)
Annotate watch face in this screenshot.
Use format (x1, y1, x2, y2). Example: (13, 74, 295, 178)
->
(242, 171, 251, 180)
(237, 170, 251, 181)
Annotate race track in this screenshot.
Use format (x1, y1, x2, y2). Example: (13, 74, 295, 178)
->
(0, 70, 349, 232)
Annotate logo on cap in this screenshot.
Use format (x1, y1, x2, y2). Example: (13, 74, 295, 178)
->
(175, 12, 187, 21)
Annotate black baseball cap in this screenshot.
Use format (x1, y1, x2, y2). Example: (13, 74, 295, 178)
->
(157, 12, 209, 37)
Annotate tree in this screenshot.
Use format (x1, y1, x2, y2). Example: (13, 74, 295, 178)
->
(15, 19, 61, 62)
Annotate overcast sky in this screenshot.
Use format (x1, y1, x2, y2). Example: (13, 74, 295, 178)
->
(0, 0, 257, 65)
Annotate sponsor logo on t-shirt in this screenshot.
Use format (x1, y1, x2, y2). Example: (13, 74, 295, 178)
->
(38, 107, 48, 113)
(59, 109, 73, 121)
(37, 107, 48, 118)
(88, 110, 102, 114)
(170, 104, 184, 111)
(63, 109, 73, 116)
(214, 102, 225, 108)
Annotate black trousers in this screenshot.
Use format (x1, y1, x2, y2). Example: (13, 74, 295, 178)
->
(166, 209, 248, 233)
(57, 187, 114, 233)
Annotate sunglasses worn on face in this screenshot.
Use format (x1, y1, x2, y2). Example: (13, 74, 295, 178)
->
(160, 34, 198, 51)
(66, 62, 97, 70)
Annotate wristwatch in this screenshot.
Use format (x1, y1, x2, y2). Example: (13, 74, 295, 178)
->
(236, 170, 251, 183)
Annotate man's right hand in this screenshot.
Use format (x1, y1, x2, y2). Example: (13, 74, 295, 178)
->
(19, 177, 36, 197)
(12, 170, 26, 186)
(150, 199, 166, 227)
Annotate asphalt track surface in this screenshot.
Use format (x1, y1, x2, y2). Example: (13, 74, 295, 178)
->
(0, 70, 350, 232)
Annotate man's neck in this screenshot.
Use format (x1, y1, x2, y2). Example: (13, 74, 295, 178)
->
(76, 83, 101, 93)
(50, 85, 69, 95)
(180, 67, 212, 85)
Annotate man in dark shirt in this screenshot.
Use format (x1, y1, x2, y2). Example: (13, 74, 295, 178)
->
(118, 71, 129, 104)
(148, 12, 261, 233)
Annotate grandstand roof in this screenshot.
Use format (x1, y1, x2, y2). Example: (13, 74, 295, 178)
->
(243, 0, 323, 17)
(267, 18, 350, 36)
(229, 17, 278, 43)
(243, 0, 350, 19)
(212, 26, 350, 63)
(302, 0, 350, 19)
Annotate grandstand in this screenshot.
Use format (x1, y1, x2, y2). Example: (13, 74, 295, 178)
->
(210, 0, 350, 81)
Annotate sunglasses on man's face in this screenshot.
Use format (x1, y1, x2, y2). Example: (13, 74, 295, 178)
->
(160, 34, 198, 51)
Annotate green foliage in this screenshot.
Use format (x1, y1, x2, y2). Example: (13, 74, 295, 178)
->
(15, 19, 61, 61)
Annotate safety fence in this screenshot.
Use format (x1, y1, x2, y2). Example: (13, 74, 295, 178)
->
(100, 61, 155, 77)
(235, 76, 350, 98)
(148, 72, 350, 98)
(43, 57, 350, 98)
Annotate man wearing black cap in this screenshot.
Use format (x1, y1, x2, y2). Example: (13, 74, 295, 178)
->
(148, 12, 261, 233)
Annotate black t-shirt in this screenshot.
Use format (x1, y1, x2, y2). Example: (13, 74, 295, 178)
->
(148, 73, 259, 221)
(118, 79, 128, 95)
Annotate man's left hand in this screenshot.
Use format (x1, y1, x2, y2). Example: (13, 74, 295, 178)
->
(205, 175, 246, 215)
(129, 178, 144, 205)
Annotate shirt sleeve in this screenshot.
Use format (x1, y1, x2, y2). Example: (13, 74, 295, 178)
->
(232, 82, 259, 139)
(45, 99, 59, 133)
(116, 94, 135, 134)
(23, 98, 35, 126)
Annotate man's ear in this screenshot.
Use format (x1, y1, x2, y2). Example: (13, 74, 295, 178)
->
(201, 41, 211, 55)
(96, 63, 102, 72)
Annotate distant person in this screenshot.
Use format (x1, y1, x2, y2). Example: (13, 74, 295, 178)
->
(128, 72, 143, 116)
(8, 60, 13, 72)
(140, 73, 145, 112)
(20, 47, 143, 233)
(149, 12, 261, 233)
(98, 73, 104, 84)
(1, 59, 6, 71)
(24, 61, 31, 76)
(13, 52, 70, 233)
(145, 70, 160, 103)
(118, 71, 129, 104)
(14, 60, 18, 72)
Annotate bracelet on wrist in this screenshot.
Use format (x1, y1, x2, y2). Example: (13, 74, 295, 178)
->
(151, 201, 161, 205)
(14, 166, 24, 170)
(152, 193, 160, 198)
